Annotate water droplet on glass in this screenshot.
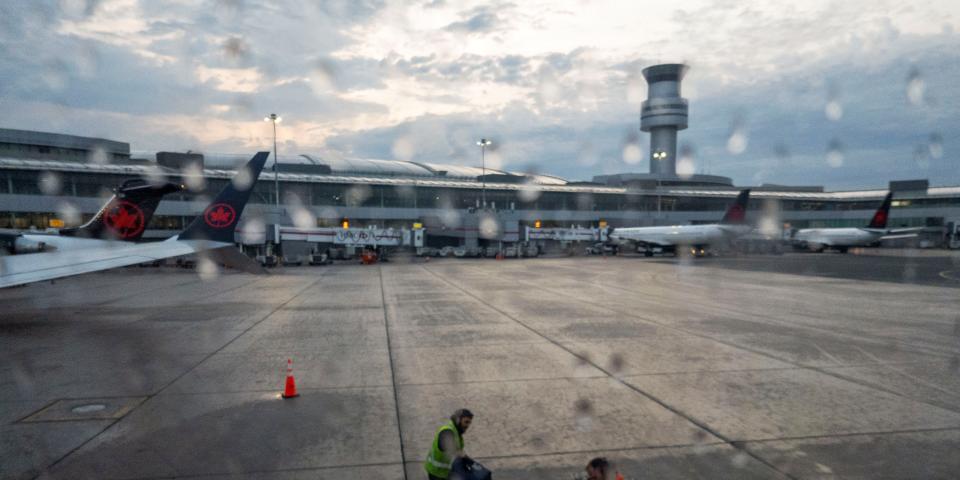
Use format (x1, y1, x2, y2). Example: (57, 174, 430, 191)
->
(913, 144, 929, 168)
(518, 181, 541, 202)
(232, 165, 254, 189)
(38, 171, 63, 195)
(622, 131, 642, 165)
(87, 146, 109, 164)
(222, 37, 249, 61)
(56, 201, 81, 225)
(141, 165, 167, 187)
(906, 67, 925, 106)
(928, 133, 943, 159)
(826, 139, 844, 168)
(626, 73, 645, 107)
(291, 207, 315, 229)
(197, 256, 220, 281)
(577, 142, 598, 166)
(902, 263, 917, 281)
(774, 143, 790, 160)
(239, 216, 266, 242)
(479, 215, 500, 239)
(727, 126, 748, 155)
(310, 59, 337, 96)
(537, 75, 561, 106)
(485, 150, 504, 170)
(41, 60, 68, 91)
(691, 429, 710, 454)
(182, 163, 207, 192)
(440, 208, 461, 228)
(61, 0, 94, 17)
(392, 136, 415, 161)
(576, 194, 594, 211)
(608, 352, 625, 375)
(825, 101, 843, 121)
(345, 185, 372, 206)
(622, 143, 642, 165)
(575, 352, 592, 367)
(677, 144, 695, 179)
(574, 397, 593, 432)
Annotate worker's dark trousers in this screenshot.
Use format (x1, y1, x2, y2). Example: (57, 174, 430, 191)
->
(427, 475, 444, 480)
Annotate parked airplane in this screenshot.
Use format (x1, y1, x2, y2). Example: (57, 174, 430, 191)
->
(0, 179, 183, 254)
(792, 192, 920, 253)
(0, 152, 269, 288)
(609, 189, 751, 257)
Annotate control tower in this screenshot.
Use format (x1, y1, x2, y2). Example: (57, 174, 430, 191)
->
(640, 63, 689, 176)
(593, 63, 732, 189)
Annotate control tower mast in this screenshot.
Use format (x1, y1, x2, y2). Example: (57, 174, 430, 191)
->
(640, 64, 689, 177)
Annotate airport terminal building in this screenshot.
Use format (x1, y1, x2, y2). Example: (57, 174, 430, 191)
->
(1, 127, 959, 254)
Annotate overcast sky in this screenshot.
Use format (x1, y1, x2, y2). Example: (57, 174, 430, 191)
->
(0, 0, 957, 189)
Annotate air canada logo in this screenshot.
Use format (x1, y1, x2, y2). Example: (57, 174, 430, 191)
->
(204, 203, 237, 228)
(872, 210, 887, 226)
(104, 200, 145, 239)
(725, 205, 745, 222)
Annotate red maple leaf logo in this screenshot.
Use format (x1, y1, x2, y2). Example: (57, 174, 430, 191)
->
(872, 211, 887, 225)
(204, 203, 236, 228)
(725, 205, 745, 222)
(104, 201, 145, 239)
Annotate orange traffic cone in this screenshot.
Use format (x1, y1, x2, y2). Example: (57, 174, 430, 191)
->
(282, 358, 299, 398)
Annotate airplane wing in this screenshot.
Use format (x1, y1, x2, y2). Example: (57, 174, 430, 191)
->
(880, 233, 919, 241)
(887, 227, 925, 234)
(0, 240, 228, 289)
(0, 151, 270, 289)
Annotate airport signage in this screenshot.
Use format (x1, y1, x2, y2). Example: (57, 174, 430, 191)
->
(334, 228, 404, 246)
(526, 227, 600, 242)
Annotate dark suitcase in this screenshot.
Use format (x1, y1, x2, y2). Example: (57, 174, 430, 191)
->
(451, 457, 492, 480)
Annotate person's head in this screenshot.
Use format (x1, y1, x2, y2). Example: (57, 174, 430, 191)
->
(586, 457, 609, 480)
(450, 408, 474, 434)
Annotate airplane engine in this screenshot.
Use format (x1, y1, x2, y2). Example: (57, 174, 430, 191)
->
(13, 237, 56, 253)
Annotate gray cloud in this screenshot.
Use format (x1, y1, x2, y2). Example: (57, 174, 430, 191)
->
(0, 0, 958, 191)
(444, 3, 515, 34)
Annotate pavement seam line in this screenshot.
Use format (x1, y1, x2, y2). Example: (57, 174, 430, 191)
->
(37, 272, 327, 478)
(115, 460, 406, 479)
(379, 264, 409, 480)
(421, 264, 799, 480)
(499, 265, 960, 415)
(404, 422, 960, 462)
(550, 261, 958, 355)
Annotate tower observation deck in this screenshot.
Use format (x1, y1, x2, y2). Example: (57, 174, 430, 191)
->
(640, 64, 689, 176)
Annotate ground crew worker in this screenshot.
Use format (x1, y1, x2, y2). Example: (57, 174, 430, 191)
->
(585, 457, 609, 480)
(424, 408, 474, 479)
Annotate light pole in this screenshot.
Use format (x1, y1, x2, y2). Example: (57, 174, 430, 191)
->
(264, 113, 282, 207)
(477, 138, 492, 208)
(653, 150, 667, 218)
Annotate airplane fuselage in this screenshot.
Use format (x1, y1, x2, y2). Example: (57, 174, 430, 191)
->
(793, 227, 884, 249)
(610, 224, 751, 248)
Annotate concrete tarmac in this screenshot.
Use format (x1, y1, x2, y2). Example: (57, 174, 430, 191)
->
(2, 253, 959, 479)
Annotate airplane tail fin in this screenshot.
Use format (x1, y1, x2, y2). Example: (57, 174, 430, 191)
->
(866, 192, 894, 229)
(62, 179, 183, 241)
(719, 189, 751, 225)
(178, 152, 269, 243)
